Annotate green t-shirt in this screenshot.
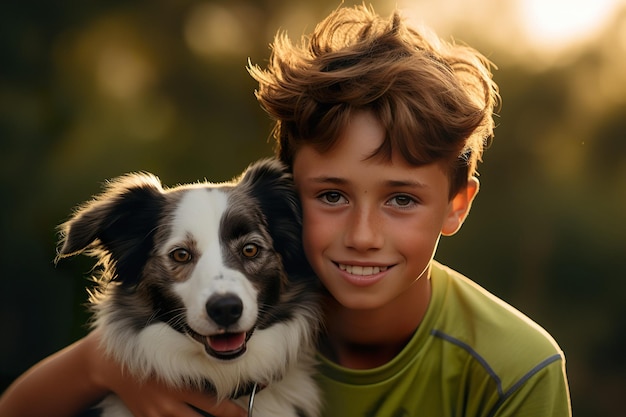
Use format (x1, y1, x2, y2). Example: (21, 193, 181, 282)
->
(316, 261, 571, 417)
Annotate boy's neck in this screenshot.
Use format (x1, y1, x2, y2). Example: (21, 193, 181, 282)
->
(320, 268, 432, 369)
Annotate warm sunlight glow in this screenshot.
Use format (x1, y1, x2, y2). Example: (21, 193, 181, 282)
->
(395, 0, 624, 63)
(184, 4, 253, 57)
(517, 0, 622, 49)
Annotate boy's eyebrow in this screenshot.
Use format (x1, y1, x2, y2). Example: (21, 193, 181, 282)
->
(385, 179, 430, 189)
(307, 176, 347, 185)
(306, 176, 429, 189)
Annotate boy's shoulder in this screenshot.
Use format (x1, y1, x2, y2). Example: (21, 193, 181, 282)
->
(429, 261, 564, 387)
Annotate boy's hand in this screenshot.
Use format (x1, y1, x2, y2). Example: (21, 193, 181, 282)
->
(112, 380, 247, 417)
(113, 378, 246, 417)
(86, 331, 247, 417)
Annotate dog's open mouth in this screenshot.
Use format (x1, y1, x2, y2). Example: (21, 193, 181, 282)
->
(189, 330, 251, 360)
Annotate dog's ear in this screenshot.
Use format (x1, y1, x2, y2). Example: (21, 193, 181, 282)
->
(238, 158, 313, 278)
(57, 173, 166, 285)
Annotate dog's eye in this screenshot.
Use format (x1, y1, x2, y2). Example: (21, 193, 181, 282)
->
(170, 248, 192, 263)
(242, 243, 259, 258)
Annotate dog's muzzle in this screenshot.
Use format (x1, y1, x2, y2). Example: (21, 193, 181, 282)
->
(188, 293, 256, 360)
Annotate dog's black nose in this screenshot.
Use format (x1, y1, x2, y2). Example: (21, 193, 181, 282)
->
(206, 294, 243, 327)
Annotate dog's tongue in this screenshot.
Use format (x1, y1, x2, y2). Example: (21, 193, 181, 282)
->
(208, 332, 246, 353)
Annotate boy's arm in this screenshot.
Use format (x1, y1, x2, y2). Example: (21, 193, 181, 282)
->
(0, 332, 106, 417)
(491, 358, 572, 417)
(0, 331, 246, 417)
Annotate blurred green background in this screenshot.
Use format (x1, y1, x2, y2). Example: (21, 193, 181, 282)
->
(1, 0, 625, 416)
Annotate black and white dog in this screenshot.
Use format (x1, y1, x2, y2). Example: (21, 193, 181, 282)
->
(57, 159, 321, 417)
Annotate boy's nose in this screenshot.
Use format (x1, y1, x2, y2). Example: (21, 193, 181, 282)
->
(343, 206, 384, 251)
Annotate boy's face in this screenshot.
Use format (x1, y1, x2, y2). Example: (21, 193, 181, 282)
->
(292, 110, 477, 311)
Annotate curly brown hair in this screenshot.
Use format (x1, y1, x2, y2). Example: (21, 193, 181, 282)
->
(249, 4, 500, 197)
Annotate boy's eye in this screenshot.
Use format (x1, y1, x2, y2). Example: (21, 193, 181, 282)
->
(388, 194, 417, 208)
(319, 191, 346, 205)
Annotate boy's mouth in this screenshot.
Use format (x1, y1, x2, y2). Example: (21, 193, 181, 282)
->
(338, 263, 389, 276)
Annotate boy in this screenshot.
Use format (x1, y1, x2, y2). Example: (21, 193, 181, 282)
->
(0, 5, 571, 417)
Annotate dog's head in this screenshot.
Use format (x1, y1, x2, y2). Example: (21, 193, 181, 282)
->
(57, 158, 314, 361)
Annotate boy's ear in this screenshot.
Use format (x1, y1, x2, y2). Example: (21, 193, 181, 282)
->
(441, 177, 480, 236)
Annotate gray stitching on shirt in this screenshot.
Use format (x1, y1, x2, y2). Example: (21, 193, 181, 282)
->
(487, 353, 562, 417)
(431, 329, 563, 417)
(431, 329, 504, 396)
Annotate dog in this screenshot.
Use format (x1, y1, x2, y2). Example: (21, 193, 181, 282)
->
(57, 158, 321, 417)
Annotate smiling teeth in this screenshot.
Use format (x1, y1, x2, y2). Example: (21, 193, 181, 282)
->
(339, 264, 388, 276)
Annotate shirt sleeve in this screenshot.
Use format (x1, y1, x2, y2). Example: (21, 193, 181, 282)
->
(490, 355, 572, 417)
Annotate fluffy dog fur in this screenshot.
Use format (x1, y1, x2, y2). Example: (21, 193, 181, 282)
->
(57, 159, 321, 417)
